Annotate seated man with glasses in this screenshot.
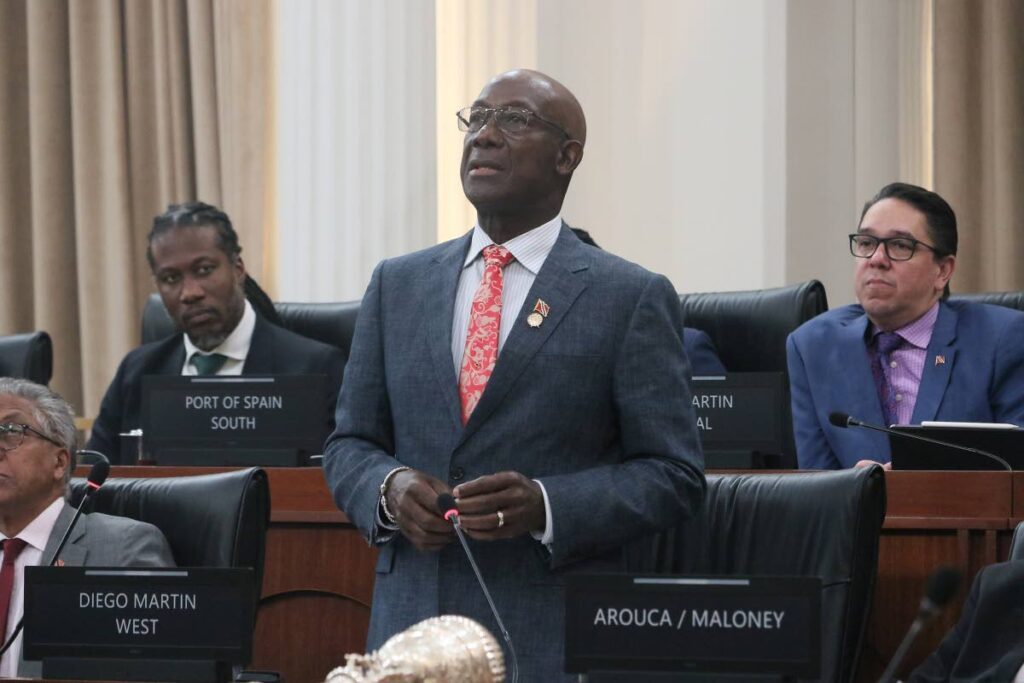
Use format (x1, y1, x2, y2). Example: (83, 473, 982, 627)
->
(0, 378, 173, 677)
(786, 182, 1024, 469)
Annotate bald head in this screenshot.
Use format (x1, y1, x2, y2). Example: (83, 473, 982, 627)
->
(460, 68, 587, 242)
(480, 69, 587, 146)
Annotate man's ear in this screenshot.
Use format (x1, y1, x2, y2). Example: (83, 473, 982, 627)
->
(234, 256, 247, 284)
(53, 448, 71, 483)
(937, 254, 956, 289)
(555, 140, 584, 177)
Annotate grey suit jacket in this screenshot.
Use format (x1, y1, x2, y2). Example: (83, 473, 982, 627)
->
(18, 503, 175, 677)
(323, 225, 705, 681)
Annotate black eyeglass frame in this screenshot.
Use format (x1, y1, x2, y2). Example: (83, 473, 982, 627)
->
(456, 106, 572, 140)
(0, 423, 63, 452)
(847, 233, 944, 262)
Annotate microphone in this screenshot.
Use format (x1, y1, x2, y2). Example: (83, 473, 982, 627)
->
(877, 566, 961, 683)
(828, 412, 1012, 471)
(436, 493, 520, 683)
(0, 451, 111, 659)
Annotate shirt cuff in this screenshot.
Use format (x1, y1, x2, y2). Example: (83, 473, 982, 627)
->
(530, 479, 554, 546)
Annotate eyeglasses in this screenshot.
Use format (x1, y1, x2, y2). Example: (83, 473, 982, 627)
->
(456, 106, 570, 139)
(848, 233, 942, 262)
(0, 423, 62, 452)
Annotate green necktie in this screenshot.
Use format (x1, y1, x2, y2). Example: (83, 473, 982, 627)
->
(190, 353, 228, 376)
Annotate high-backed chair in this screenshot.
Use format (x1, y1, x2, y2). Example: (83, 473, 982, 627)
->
(948, 291, 1024, 312)
(68, 468, 270, 598)
(141, 293, 361, 358)
(677, 280, 828, 467)
(653, 466, 886, 683)
(0, 331, 53, 385)
(678, 280, 828, 373)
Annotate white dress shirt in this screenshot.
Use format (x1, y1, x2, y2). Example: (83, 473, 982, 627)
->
(0, 497, 65, 677)
(451, 216, 563, 545)
(181, 299, 256, 376)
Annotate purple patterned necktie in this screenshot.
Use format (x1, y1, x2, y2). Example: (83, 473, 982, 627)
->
(870, 331, 904, 426)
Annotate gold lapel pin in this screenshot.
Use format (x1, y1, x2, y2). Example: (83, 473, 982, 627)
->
(527, 298, 550, 328)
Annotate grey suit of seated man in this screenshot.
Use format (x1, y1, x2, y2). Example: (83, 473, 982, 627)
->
(0, 378, 174, 677)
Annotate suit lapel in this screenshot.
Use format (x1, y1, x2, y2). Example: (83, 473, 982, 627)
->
(837, 312, 888, 427)
(458, 228, 590, 445)
(912, 302, 957, 423)
(41, 504, 88, 567)
(426, 234, 474, 432)
(241, 316, 274, 374)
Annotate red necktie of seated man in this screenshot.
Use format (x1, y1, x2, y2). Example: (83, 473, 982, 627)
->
(0, 538, 28, 649)
(459, 245, 515, 424)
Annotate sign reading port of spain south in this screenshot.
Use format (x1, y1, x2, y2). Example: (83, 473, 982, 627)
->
(690, 372, 785, 453)
(564, 574, 821, 679)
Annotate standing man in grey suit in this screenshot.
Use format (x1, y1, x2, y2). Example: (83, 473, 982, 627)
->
(0, 378, 173, 677)
(323, 69, 705, 680)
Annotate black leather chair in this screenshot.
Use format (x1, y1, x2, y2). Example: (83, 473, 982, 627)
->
(68, 468, 270, 598)
(141, 293, 361, 358)
(0, 331, 53, 384)
(948, 291, 1024, 312)
(678, 280, 828, 373)
(678, 280, 828, 467)
(653, 466, 886, 683)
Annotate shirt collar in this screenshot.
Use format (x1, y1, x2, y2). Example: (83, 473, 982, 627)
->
(870, 301, 940, 350)
(463, 216, 563, 275)
(1, 497, 65, 552)
(184, 299, 255, 364)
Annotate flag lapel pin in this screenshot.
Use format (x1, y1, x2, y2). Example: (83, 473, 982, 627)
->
(527, 298, 550, 328)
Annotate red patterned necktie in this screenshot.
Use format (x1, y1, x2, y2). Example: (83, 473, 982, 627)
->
(459, 244, 515, 424)
(0, 538, 27, 649)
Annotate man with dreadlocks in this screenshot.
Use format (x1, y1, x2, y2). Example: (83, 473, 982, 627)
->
(88, 202, 347, 464)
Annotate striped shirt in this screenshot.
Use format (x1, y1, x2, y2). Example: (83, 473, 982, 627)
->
(450, 216, 563, 372)
(869, 302, 940, 425)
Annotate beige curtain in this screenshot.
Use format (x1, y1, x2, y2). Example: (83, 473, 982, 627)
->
(933, 0, 1024, 293)
(0, 0, 271, 416)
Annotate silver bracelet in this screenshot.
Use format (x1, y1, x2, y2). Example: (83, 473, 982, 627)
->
(379, 466, 411, 525)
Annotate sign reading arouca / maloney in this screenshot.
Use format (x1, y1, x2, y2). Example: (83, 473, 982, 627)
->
(565, 575, 821, 679)
(22, 567, 255, 664)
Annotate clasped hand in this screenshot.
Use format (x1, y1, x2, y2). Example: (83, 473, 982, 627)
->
(385, 469, 545, 551)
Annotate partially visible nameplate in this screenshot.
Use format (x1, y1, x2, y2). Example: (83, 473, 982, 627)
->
(141, 374, 328, 466)
(565, 574, 821, 679)
(691, 372, 788, 468)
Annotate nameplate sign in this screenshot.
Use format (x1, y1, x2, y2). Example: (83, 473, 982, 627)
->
(565, 575, 821, 678)
(691, 372, 785, 453)
(24, 567, 254, 663)
(141, 374, 328, 465)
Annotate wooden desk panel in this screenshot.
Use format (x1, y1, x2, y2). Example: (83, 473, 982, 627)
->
(858, 471, 1013, 682)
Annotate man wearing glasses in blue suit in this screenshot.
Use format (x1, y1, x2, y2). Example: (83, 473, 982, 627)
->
(787, 182, 1024, 470)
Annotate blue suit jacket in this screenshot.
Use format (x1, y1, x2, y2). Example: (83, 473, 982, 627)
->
(323, 225, 705, 680)
(684, 328, 727, 375)
(787, 301, 1024, 469)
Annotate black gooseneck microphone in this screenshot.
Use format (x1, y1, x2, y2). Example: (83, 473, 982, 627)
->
(0, 452, 111, 659)
(828, 412, 1013, 471)
(877, 566, 961, 683)
(437, 493, 520, 683)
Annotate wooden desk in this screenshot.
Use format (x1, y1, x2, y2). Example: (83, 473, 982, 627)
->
(86, 467, 1021, 683)
(859, 470, 1015, 682)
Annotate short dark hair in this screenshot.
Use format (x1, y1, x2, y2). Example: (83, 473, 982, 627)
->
(146, 201, 241, 270)
(860, 183, 958, 257)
